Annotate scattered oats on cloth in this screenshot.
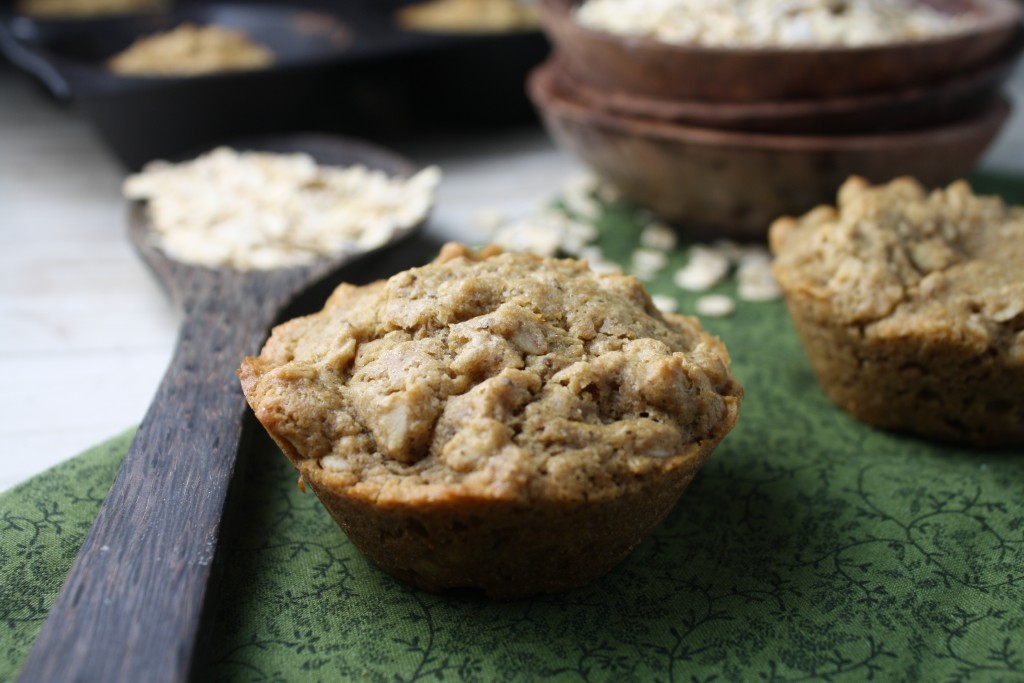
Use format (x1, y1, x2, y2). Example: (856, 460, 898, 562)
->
(123, 147, 441, 270)
(695, 294, 736, 318)
(640, 222, 677, 251)
(737, 251, 782, 301)
(486, 172, 610, 257)
(575, 0, 972, 47)
(673, 246, 731, 292)
(631, 247, 669, 279)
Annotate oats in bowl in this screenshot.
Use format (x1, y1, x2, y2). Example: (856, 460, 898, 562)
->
(574, 0, 974, 47)
(540, 0, 1021, 102)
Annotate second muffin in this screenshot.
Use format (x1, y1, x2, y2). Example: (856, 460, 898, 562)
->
(771, 176, 1024, 446)
(240, 244, 742, 598)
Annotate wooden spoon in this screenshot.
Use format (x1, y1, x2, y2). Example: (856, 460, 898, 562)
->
(17, 134, 430, 683)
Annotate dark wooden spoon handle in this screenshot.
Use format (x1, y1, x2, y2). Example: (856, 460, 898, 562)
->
(17, 278, 286, 683)
(16, 133, 425, 682)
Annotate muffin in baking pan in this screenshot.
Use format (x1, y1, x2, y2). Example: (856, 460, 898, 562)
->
(107, 23, 275, 76)
(240, 243, 742, 598)
(771, 176, 1024, 446)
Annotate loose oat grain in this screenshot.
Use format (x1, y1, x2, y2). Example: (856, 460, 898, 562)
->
(652, 294, 679, 313)
(673, 246, 731, 292)
(695, 294, 736, 318)
(640, 222, 678, 251)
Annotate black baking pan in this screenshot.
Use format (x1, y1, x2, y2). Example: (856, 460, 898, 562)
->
(0, 0, 549, 168)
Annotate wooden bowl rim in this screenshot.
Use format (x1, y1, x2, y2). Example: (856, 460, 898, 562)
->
(543, 31, 1021, 121)
(529, 63, 1012, 151)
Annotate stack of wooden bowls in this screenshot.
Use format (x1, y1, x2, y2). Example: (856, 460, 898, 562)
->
(529, 0, 1024, 239)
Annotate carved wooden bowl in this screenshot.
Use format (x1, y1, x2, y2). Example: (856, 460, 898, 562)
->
(528, 61, 1011, 239)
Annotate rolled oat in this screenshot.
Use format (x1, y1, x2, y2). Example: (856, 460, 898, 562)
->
(695, 294, 736, 318)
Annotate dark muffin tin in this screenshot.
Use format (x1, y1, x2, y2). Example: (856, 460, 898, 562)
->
(0, 0, 549, 167)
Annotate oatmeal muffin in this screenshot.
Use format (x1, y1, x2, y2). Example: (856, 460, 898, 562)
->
(240, 244, 742, 598)
(771, 176, 1024, 446)
(108, 24, 274, 77)
(396, 0, 540, 33)
(16, 0, 160, 18)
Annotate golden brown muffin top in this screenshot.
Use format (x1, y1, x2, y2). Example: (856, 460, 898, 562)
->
(241, 244, 741, 504)
(396, 0, 540, 34)
(771, 177, 1024, 356)
(108, 24, 274, 77)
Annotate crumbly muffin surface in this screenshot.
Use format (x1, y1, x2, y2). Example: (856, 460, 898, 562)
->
(241, 244, 741, 503)
(770, 177, 1024, 445)
(771, 176, 1024, 355)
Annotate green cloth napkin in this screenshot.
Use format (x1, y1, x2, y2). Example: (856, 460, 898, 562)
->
(3, 176, 1023, 682)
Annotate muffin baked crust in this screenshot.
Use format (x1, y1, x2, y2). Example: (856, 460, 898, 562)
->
(241, 243, 742, 597)
(771, 176, 1024, 446)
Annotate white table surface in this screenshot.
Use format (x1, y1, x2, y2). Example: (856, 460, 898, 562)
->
(2, 62, 1023, 492)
